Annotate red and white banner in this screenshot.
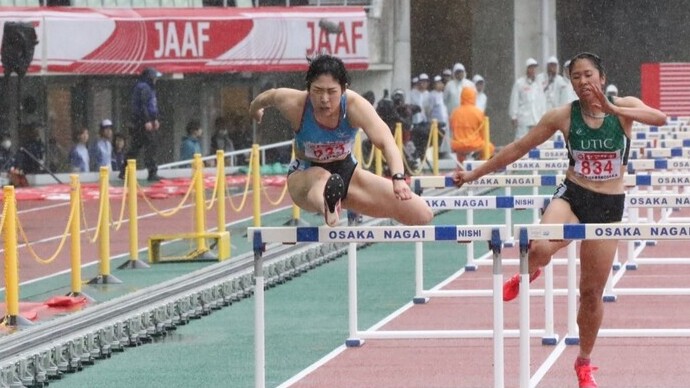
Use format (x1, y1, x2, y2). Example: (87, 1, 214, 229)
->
(0, 7, 368, 75)
(641, 63, 690, 117)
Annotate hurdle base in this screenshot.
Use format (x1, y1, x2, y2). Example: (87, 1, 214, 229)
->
(66, 291, 96, 304)
(87, 274, 123, 285)
(603, 294, 618, 303)
(612, 262, 622, 271)
(412, 296, 429, 304)
(0, 314, 34, 328)
(565, 337, 580, 346)
(464, 264, 478, 272)
(148, 232, 231, 263)
(646, 240, 657, 246)
(117, 259, 151, 270)
(345, 338, 365, 348)
(541, 336, 559, 346)
(625, 262, 639, 270)
(194, 250, 220, 261)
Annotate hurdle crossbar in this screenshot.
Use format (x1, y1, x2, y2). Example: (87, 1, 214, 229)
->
(413, 173, 690, 190)
(514, 222, 690, 241)
(248, 224, 508, 244)
(463, 158, 690, 174)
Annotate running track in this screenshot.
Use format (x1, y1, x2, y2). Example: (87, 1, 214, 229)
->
(281, 209, 690, 388)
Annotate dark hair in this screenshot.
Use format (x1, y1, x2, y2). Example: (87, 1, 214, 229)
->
(214, 116, 228, 131)
(73, 127, 88, 142)
(305, 54, 350, 90)
(185, 119, 201, 135)
(113, 133, 126, 142)
(362, 90, 375, 105)
(568, 52, 605, 76)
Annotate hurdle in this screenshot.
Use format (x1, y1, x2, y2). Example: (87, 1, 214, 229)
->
(419, 195, 560, 344)
(414, 173, 690, 265)
(420, 194, 549, 272)
(249, 224, 511, 388)
(514, 223, 690, 388)
(414, 174, 562, 270)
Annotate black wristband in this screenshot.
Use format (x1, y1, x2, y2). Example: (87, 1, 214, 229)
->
(391, 173, 405, 181)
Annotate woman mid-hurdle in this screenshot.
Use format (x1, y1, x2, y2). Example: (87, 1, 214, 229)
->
(453, 52, 666, 388)
(249, 54, 432, 227)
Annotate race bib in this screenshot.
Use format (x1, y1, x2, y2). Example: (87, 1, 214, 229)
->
(572, 150, 622, 181)
(304, 141, 352, 162)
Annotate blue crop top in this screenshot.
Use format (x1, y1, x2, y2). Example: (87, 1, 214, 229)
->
(294, 94, 358, 163)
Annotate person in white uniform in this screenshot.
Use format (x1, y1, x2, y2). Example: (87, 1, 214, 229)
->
(509, 58, 546, 140)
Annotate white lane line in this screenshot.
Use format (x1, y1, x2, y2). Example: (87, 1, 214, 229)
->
(531, 338, 567, 387)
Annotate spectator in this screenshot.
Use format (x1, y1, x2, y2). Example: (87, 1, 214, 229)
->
(18, 123, 46, 174)
(92, 119, 114, 170)
(47, 137, 68, 173)
(180, 119, 203, 161)
(441, 68, 452, 85)
(427, 75, 450, 157)
(538, 56, 570, 110)
(122, 67, 162, 181)
(562, 59, 579, 103)
(410, 73, 431, 160)
(606, 84, 618, 97)
(449, 86, 495, 164)
(68, 127, 90, 173)
(0, 132, 15, 171)
(0, 132, 28, 187)
(509, 58, 546, 140)
(362, 90, 376, 106)
(410, 73, 429, 128)
(391, 89, 421, 169)
(111, 133, 126, 173)
(443, 63, 475, 120)
(472, 74, 488, 112)
(375, 89, 399, 131)
(210, 116, 235, 158)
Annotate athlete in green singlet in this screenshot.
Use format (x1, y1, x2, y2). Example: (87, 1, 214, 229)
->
(453, 52, 666, 388)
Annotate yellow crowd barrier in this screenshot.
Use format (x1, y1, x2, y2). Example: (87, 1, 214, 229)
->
(119, 160, 149, 269)
(89, 167, 122, 284)
(1, 186, 31, 327)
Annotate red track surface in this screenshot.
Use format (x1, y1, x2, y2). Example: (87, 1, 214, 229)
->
(288, 210, 690, 388)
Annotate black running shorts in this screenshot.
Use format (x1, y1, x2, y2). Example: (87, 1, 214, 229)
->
(552, 179, 625, 223)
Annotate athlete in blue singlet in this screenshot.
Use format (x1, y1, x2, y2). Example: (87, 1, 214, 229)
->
(453, 52, 666, 388)
(249, 54, 432, 227)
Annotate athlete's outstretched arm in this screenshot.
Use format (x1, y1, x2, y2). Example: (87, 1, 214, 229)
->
(249, 88, 305, 126)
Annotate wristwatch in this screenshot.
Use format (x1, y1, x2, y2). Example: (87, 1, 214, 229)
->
(391, 173, 406, 181)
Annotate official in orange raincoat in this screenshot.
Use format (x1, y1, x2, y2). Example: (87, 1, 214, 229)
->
(449, 87, 495, 163)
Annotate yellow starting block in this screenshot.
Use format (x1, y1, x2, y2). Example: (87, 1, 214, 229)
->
(148, 231, 231, 263)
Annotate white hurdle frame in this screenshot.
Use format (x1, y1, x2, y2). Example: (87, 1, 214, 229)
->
(249, 224, 510, 388)
(419, 194, 558, 344)
(514, 223, 690, 388)
(414, 172, 690, 268)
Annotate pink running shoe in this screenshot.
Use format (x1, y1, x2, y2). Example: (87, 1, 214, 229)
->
(575, 361, 598, 388)
(502, 268, 542, 302)
(323, 173, 344, 227)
